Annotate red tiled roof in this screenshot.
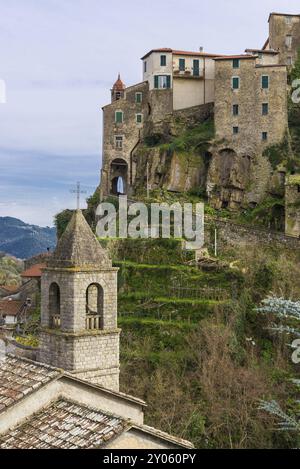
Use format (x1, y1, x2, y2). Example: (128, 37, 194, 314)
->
(112, 74, 125, 91)
(21, 263, 46, 278)
(245, 48, 279, 55)
(214, 55, 256, 61)
(0, 285, 19, 294)
(0, 300, 23, 316)
(141, 48, 225, 60)
(268, 12, 300, 22)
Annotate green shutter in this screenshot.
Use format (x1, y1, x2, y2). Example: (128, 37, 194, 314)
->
(179, 59, 185, 71)
(233, 59, 240, 68)
(136, 93, 142, 103)
(166, 75, 171, 88)
(262, 76, 269, 89)
(154, 76, 159, 89)
(115, 111, 123, 123)
(232, 77, 239, 89)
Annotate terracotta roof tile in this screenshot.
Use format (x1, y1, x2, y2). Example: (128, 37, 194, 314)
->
(0, 399, 127, 449)
(141, 48, 225, 60)
(21, 263, 46, 278)
(0, 355, 61, 412)
(0, 299, 23, 316)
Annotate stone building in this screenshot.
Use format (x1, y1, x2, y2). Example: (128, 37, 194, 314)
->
(100, 48, 221, 199)
(101, 76, 149, 199)
(0, 211, 193, 449)
(285, 174, 300, 237)
(142, 48, 218, 110)
(265, 13, 300, 67)
(99, 11, 299, 213)
(207, 52, 288, 210)
(213, 54, 287, 149)
(39, 209, 120, 391)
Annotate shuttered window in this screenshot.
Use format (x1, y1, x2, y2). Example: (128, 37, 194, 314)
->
(232, 77, 240, 89)
(179, 58, 185, 71)
(115, 111, 123, 123)
(262, 75, 269, 89)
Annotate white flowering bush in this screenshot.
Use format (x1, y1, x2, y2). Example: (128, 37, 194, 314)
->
(257, 297, 300, 433)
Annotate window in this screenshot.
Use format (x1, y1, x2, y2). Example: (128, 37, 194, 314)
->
(286, 16, 292, 25)
(144, 61, 147, 73)
(287, 56, 293, 66)
(258, 52, 263, 59)
(286, 35, 292, 49)
(115, 136, 123, 149)
(262, 132, 268, 141)
(154, 75, 171, 89)
(135, 92, 142, 103)
(136, 113, 143, 124)
(233, 104, 239, 116)
(115, 111, 123, 124)
(232, 77, 240, 89)
(115, 91, 121, 100)
(233, 126, 239, 135)
(160, 55, 166, 66)
(262, 103, 269, 115)
(179, 58, 185, 71)
(261, 75, 269, 89)
(193, 59, 200, 76)
(233, 59, 240, 69)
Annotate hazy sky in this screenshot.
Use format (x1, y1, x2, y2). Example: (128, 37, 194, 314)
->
(0, 0, 299, 226)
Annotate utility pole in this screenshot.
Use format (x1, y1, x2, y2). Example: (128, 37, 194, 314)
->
(214, 228, 217, 257)
(146, 162, 150, 199)
(70, 181, 87, 210)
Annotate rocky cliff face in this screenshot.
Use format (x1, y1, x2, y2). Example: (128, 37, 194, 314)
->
(130, 101, 289, 214)
(132, 103, 214, 196)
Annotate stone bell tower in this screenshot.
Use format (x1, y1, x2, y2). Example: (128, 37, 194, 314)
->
(39, 210, 120, 391)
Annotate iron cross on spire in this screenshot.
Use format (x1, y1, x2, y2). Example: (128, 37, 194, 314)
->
(70, 181, 87, 210)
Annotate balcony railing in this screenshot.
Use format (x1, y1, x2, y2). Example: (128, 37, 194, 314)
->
(51, 314, 61, 328)
(173, 68, 204, 78)
(86, 315, 102, 330)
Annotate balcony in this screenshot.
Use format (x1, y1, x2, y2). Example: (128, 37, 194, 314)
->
(86, 314, 102, 330)
(51, 314, 61, 329)
(173, 68, 204, 79)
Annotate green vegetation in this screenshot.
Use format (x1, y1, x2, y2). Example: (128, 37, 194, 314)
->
(0, 253, 23, 286)
(116, 236, 300, 448)
(144, 119, 214, 157)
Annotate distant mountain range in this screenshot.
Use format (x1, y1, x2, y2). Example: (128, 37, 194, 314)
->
(0, 217, 56, 259)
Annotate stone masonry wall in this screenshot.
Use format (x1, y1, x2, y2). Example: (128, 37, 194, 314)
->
(269, 14, 300, 66)
(205, 216, 300, 251)
(207, 57, 287, 210)
(101, 81, 150, 198)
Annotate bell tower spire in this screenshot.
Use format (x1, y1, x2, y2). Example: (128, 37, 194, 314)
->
(39, 210, 120, 391)
(111, 73, 125, 102)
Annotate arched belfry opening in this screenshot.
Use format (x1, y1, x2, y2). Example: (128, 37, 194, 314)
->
(110, 158, 128, 195)
(86, 283, 104, 330)
(49, 282, 60, 328)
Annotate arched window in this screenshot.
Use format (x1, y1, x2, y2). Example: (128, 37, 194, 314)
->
(49, 282, 60, 328)
(86, 283, 104, 330)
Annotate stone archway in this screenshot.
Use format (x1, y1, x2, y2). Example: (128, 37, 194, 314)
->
(110, 158, 128, 195)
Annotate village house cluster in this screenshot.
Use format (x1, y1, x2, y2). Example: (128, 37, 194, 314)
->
(100, 12, 300, 237)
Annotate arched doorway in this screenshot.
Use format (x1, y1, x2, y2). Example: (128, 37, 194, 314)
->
(86, 283, 104, 330)
(110, 158, 128, 195)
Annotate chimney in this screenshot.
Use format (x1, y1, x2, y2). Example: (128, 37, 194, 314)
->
(199, 46, 204, 53)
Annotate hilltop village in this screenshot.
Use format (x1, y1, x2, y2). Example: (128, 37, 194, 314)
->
(1, 11, 300, 450)
(100, 12, 300, 237)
